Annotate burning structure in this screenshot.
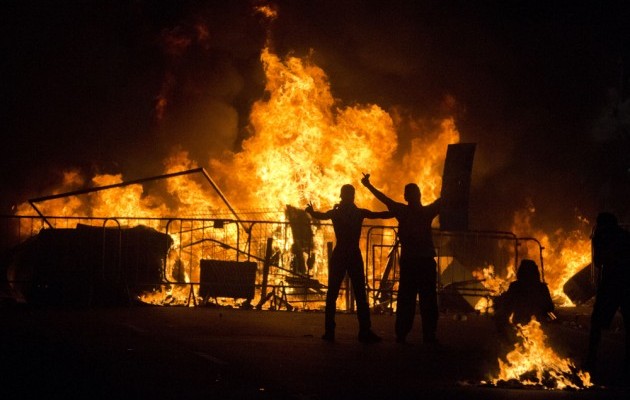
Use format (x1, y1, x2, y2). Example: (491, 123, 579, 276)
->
(2, 3, 629, 396)
(0, 2, 604, 313)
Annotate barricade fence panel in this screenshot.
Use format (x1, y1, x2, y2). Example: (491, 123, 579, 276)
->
(1, 215, 543, 312)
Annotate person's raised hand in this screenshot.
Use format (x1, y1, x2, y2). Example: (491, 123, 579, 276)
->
(361, 173, 371, 187)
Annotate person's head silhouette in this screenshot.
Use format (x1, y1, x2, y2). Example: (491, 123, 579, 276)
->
(340, 184, 355, 203)
(404, 183, 421, 205)
(596, 212, 618, 229)
(516, 259, 541, 283)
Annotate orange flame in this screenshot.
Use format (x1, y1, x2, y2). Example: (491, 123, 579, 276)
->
(16, 34, 459, 305)
(488, 317, 592, 390)
(212, 48, 395, 209)
(472, 265, 512, 312)
(472, 204, 592, 310)
(511, 204, 591, 306)
(210, 46, 458, 211)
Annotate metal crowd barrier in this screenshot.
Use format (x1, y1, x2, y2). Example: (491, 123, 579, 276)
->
(0, 215, 543, 312)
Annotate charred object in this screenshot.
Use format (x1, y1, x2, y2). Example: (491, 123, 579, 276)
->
(3, 224, 172, 307)
(563, 264, 596, 305)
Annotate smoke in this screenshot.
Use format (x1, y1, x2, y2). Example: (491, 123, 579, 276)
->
(2, 0, 629, 233)
(259, 0, 628, 231)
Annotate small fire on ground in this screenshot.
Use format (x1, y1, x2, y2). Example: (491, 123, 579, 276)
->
(482, 317, 593, 390)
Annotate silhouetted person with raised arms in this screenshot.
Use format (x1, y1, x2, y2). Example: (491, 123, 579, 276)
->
(585, 212, 630, 373)
(493, 259, 555, 341)
(361, 173, 441, 344)
(306, 184, 392, 343)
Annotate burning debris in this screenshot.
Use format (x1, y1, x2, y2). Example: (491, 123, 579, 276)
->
(4, 1, 606, 312)
(471, 265, 512, 313)
(3, 224, 172, 307)
(483, 317, 593, 390)
(9, 13, 462, 307)
(467, 208, 596, 312)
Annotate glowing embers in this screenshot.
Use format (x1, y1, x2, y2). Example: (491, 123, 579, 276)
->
(485, 316, 592, 390)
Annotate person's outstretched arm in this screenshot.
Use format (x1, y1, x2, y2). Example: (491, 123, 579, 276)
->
(362, 210, 394, 219)
(305, 202, 332, 220)
(426, 198, 442, 217)
(360, 173, 397, 209)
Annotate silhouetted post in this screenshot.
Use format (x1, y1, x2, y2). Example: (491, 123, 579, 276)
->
(256, 238, 273, 310)
(440, 143, 475, 231)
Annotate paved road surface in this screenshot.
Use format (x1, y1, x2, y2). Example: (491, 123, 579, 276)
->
(1, 304, 627, 399)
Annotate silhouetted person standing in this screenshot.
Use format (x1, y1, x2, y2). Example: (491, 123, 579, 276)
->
(494, 259, 554, 341)
(361, 174, 441, 344)
(585, 212, 630, 372)
(306, 184, 392, 343)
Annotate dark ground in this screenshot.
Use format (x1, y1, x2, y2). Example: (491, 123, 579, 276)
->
(0, 303, 627, 400)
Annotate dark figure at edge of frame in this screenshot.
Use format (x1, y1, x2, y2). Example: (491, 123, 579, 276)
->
(585, 212, 630, 374)
(361, 173, 441, 344)
(305, 184, 393, 343)
(493, 259, 555, 343)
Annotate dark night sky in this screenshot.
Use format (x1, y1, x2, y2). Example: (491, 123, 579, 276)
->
(1, 0, 629, 232)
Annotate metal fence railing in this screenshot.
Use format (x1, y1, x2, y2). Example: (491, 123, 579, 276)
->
(0, 215, 544, 312)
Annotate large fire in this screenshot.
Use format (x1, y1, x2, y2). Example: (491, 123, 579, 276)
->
(487, 317, 592, 390)
(209, 46, 458, 211)
(12, 3, 594, 309)
(14, 6, 459, 306)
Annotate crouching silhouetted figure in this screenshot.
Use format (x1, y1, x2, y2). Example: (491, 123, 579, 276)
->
(585, 212, 630, 373)
(494, 259, 555, 341)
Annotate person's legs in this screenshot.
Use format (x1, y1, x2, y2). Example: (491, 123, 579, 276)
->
(586, 290, 617, 370)
(418, 258, 438, 343)
(346, 252, 371, 331)
(324, 255, 346, 341)
(586, 316, 602, 371)
(395, 257, 419, 343)
(347, 252, 382, 343)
